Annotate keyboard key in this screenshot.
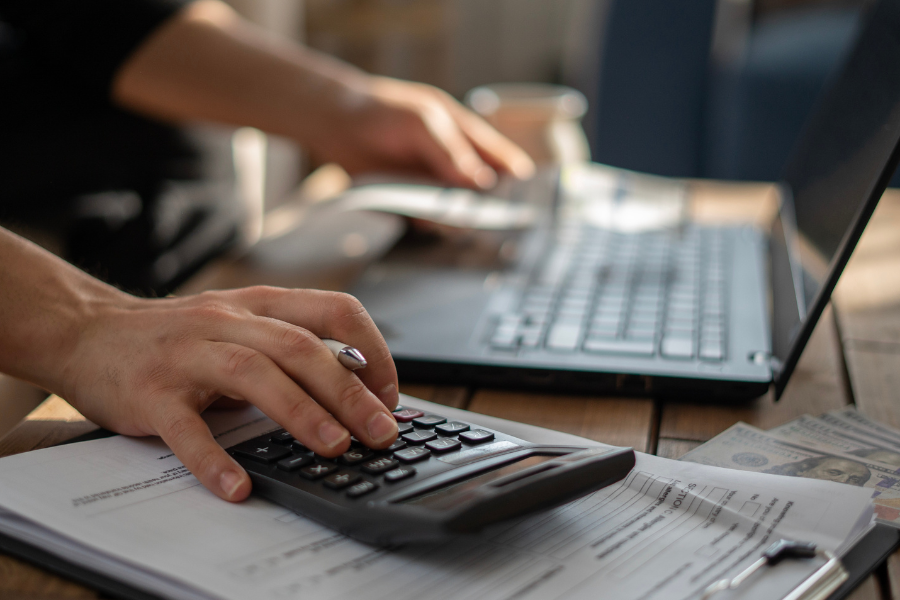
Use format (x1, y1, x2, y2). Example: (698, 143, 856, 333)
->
(394, 446, 431, 463)
(435, 421, 470, 435)
(547, 323, 582, 351)
(661, 336, 695, 359)
(324, 472, 361, 490)
(361, 457, 400, 474)
(490, 333, 519, 350)
(346, 481, 379, 498)
(276, 454, 313, 472)
(384, 467, 416, 482)
(402, 430, 438, 445)
(397, 422, 415, 435)
(699, 341, 725, 361)
(232, 443, 292, 464)
(340, 449, 373, 465)
(300, 462, 338, 480)
(270, 431, 294, 445)
(427, 437, 462, 453)
(460, 429, 495, 445)
(583, 338, 655, 356)
(378, 439, 408, 453)
(412, 415, 447, 428)
(290, 440, 309, 453)
(393, 409, 424, 423)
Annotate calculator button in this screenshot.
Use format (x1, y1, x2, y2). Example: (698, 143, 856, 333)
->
(323, 472, 361, 490)
(340, 449, 374, 465)
(290, 440, 309, 453)
(435, 422, 470, 436)
(426, 437, 462, 453)
(412, 415, 447, 428)
(391, 405, 405, 413)
(361, 457, 400, 474)
(394, 446, 431, 463)
(232, 443, 292, 464)
(402, 430, 438, 445)
(346, 480, 379, 498)
(276, 454, 313, 472)
(393, 409, 424, 423)
(459, 430, 495, 445)
(270, 431, 294, 445)
(377, 439, 407, 454)
(300, 462, 338, 480)
(384, 467, 416, 482)
(397, 422, 415, 435)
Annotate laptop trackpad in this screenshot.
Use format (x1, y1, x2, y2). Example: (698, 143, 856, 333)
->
(353, 270, 491, 357)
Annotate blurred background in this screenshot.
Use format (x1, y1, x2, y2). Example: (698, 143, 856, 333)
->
(226, 0, 873, 209)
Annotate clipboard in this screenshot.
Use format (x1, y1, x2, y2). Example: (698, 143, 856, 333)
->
(0, 428, 896, 600)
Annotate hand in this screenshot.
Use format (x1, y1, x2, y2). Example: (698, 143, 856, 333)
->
(308, 76, 536, 189)
(58, 286, 399, 502)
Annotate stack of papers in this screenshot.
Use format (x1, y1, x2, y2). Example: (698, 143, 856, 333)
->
(0, 397, 874, 600)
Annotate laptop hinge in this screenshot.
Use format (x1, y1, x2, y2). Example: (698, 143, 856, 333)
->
(750, 351, 782, 376)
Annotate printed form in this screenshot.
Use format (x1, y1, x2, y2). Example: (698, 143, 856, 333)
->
(0, 397, 873, 600)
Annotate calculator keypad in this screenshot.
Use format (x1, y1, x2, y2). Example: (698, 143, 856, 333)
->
(394, 446, 431, 463)
(232, 411, 520, 502)
(402, 430, 437, 445)
(324, 472, 361, 490)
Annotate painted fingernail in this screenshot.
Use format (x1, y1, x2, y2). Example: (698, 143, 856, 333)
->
(367, 412, 398, 444)
(318, 420, 349, 448)
(378, 383, 399, 408)
(220, 470, 244, 501)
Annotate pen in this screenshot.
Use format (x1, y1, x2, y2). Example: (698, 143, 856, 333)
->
(321, 339, 367, 370)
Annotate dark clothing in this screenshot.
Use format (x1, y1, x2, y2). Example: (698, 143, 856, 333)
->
(0, 0, 241, 296)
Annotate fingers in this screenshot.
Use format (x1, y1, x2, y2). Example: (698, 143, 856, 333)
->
(155, 405, 252, 502)
(208, 318, 399, 450)
(413, 107, 498, 190)
(191, 341, 364, 455)
(233, 288, 400, 411)
(449, 104, 536, 180)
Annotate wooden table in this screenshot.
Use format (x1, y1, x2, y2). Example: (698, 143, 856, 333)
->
(2, 181, 898, 600)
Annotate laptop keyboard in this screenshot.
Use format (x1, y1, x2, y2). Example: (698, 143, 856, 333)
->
(488, 224, 728, 361)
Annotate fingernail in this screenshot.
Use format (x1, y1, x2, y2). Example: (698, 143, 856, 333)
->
(474, 166, 498, 189)
(378, 383, 399, 408)
(220, 470, 244, 501)
(513, 158, 536, 179)
(367, 412, 398, 444)
(318, 420, 349, 448)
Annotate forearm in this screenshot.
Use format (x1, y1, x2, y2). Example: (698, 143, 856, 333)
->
(0, 228, 129, 394)
(111, 0, 368, 148)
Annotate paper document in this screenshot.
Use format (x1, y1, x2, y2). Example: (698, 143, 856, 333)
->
(0, 397, 873, 600)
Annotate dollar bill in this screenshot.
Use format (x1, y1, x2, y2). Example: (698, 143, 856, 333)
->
(821, 408, 900, 451)
(770, 415, 900, 467)
(679, 422, 900, 523)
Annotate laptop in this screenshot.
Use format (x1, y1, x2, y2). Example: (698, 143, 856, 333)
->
(351, 0, 900, 402)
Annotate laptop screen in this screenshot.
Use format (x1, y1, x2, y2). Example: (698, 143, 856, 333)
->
(772, 0, 900, 396)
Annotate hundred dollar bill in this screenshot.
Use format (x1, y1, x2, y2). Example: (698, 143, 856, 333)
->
(769, 415, 900, 467)
(821, 407, 900, 451)
(680, 422, 900, 523)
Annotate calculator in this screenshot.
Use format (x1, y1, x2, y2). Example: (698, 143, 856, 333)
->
(227, 405, 635, 545)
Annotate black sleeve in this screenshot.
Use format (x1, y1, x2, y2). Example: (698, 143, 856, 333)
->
(0, 0, 193, 100)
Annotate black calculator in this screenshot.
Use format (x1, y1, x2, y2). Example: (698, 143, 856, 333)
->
(228, 405, 635, 545)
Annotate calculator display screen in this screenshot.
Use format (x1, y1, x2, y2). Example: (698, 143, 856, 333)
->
(401, 455, 558, 510)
